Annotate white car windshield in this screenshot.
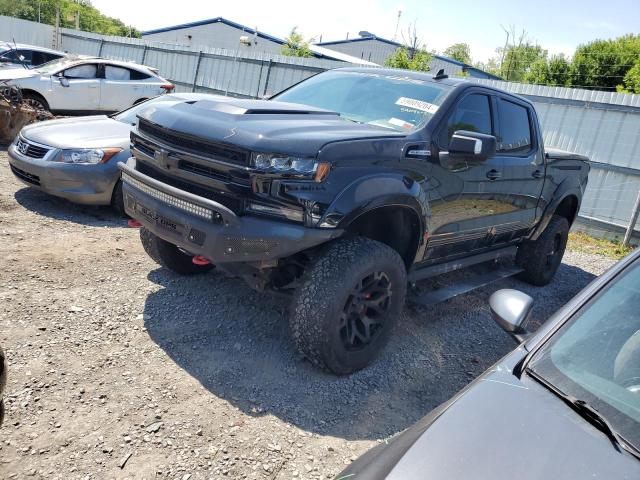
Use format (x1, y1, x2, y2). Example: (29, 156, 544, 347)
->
(35, 58, 80, 74)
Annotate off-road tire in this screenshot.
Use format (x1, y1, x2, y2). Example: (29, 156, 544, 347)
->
(140, 227, 213, 275)
(111, 180, 125, 216)
(22, 92, 50, 112)
(290, 237, 407, 375)
(516, 215, 569, 286)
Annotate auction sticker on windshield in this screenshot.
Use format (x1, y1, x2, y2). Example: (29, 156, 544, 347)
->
(395, 97, 439, 114)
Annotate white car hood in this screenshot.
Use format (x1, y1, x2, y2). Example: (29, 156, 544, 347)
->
(21, 116, 133, 149)
(0, 68, 40, 81)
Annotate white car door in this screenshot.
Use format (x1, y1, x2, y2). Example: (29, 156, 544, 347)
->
(100, 65, 148, 112)
(50, 63, 101, 112)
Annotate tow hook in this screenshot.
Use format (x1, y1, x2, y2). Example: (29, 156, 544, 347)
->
(192, 255, 211, 266)
(127, 219, 143, 228)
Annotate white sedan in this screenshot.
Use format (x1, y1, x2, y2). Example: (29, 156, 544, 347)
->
(0, 57, 175, 114)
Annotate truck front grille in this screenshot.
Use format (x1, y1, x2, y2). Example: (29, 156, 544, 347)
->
(138, 119, 249, 166)
(136, 161, 244, 214)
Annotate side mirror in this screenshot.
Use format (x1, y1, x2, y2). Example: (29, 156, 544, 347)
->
(449, 130, 497, 162)
(489, 289, 533, 343)
(58, 76, 70, 87)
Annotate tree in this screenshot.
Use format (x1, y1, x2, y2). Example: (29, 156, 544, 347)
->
(0, 0, 140, 37)
(443, 43, 471, 64)
(570, 34, 640, 90)
(384, 21, 433, 72)
(501, 38, 547, 82)
(525, 54, 571, 87)
(384, 47, 432, 71)
(281, 27, 313, 58)
(620, 60, 640, 93)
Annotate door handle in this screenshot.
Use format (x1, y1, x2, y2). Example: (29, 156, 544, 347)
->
(532, 169, 544, 179)
(486, 169, 502, 181)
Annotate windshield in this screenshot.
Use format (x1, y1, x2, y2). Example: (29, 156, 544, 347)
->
(528, 257, 640, 452)
(35, 57, 77, 74)
(273, 70, 451, 132)
(113, 95, 186, 125)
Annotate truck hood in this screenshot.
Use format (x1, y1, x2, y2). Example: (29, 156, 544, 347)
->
(137, 97, 406, 157)
(343, 362, 640, 480)
(21, 116, 132, 149)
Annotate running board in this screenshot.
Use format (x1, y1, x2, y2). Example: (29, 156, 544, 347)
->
(409, 265, 524, 307)
(407, 246, 518, 282)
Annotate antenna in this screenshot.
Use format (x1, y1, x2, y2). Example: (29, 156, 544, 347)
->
(393, 10, 402, 41)
(433, 69, 448, 80)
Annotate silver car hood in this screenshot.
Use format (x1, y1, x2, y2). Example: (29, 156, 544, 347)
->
(21, 116, 133, 149)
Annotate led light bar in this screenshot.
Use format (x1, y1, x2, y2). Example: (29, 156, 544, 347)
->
(122, 173, 214, 221)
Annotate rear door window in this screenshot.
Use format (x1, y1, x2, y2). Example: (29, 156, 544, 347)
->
(497, 99, 533, 154)
(105, 65, 131, 80)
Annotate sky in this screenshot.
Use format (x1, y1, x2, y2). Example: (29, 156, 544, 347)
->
(91, 0, 640, 62)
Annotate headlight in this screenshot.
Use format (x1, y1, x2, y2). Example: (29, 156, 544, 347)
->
(251, 153, 330, 181)
(55, 148, 122, 164)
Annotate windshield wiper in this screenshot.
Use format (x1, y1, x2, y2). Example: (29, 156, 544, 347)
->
(526, 367, 640, 461)
(339, 115, 363, 124)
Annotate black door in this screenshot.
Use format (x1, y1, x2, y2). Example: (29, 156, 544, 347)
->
(424, 90, 511, 260)
(494, 96, 546, 239)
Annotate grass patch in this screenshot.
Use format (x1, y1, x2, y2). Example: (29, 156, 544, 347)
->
(567, 232, 635, 260)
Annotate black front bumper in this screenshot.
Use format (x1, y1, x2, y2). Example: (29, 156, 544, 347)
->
(118, 161, 342, 264)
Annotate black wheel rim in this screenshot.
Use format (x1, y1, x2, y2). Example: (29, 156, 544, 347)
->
(339, 271, 392, 351)
(546, 233, 563, 267)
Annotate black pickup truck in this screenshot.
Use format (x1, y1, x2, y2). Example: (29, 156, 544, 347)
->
(119, 68, 589, 374)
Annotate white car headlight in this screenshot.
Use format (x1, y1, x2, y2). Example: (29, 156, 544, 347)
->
(251, 153, 330, 181)
(55, 148, 122, 164)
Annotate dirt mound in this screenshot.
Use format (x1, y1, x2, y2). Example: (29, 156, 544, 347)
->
(0, 84, 53, 145)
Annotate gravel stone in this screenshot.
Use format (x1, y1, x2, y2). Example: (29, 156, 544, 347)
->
(0, 149, 615, 478)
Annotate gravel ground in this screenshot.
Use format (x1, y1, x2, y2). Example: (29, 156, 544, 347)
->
(0, 148, 616, 479)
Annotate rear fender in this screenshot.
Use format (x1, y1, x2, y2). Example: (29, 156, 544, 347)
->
(531, 181, 582, 240)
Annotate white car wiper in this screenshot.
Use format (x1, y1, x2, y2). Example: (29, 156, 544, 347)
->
(526, 367, 640, 461)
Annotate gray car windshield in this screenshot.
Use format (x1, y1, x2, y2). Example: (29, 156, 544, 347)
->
(273, 71, 451, 132)
(528, 259, 640, 453)
(113, 95, 188, 125)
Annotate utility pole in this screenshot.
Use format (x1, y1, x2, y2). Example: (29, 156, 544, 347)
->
(38, 1, 41, 23)
(52, 7, 60, 49)
(75, 11, 80, 30)
(499, 25, 510, 79)
(623, 189, 640, 247)
(393, 10, 402, 41)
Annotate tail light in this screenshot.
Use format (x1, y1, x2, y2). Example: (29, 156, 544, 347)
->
(161, 84, 175, 92)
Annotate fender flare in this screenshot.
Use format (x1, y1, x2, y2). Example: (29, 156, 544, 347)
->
(318, 174, 428, 265)
(531, 181, 582, 240)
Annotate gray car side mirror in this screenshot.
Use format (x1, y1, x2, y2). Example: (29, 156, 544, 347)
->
(489, 289, 533, 343)
(58, 76, 70, 87)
